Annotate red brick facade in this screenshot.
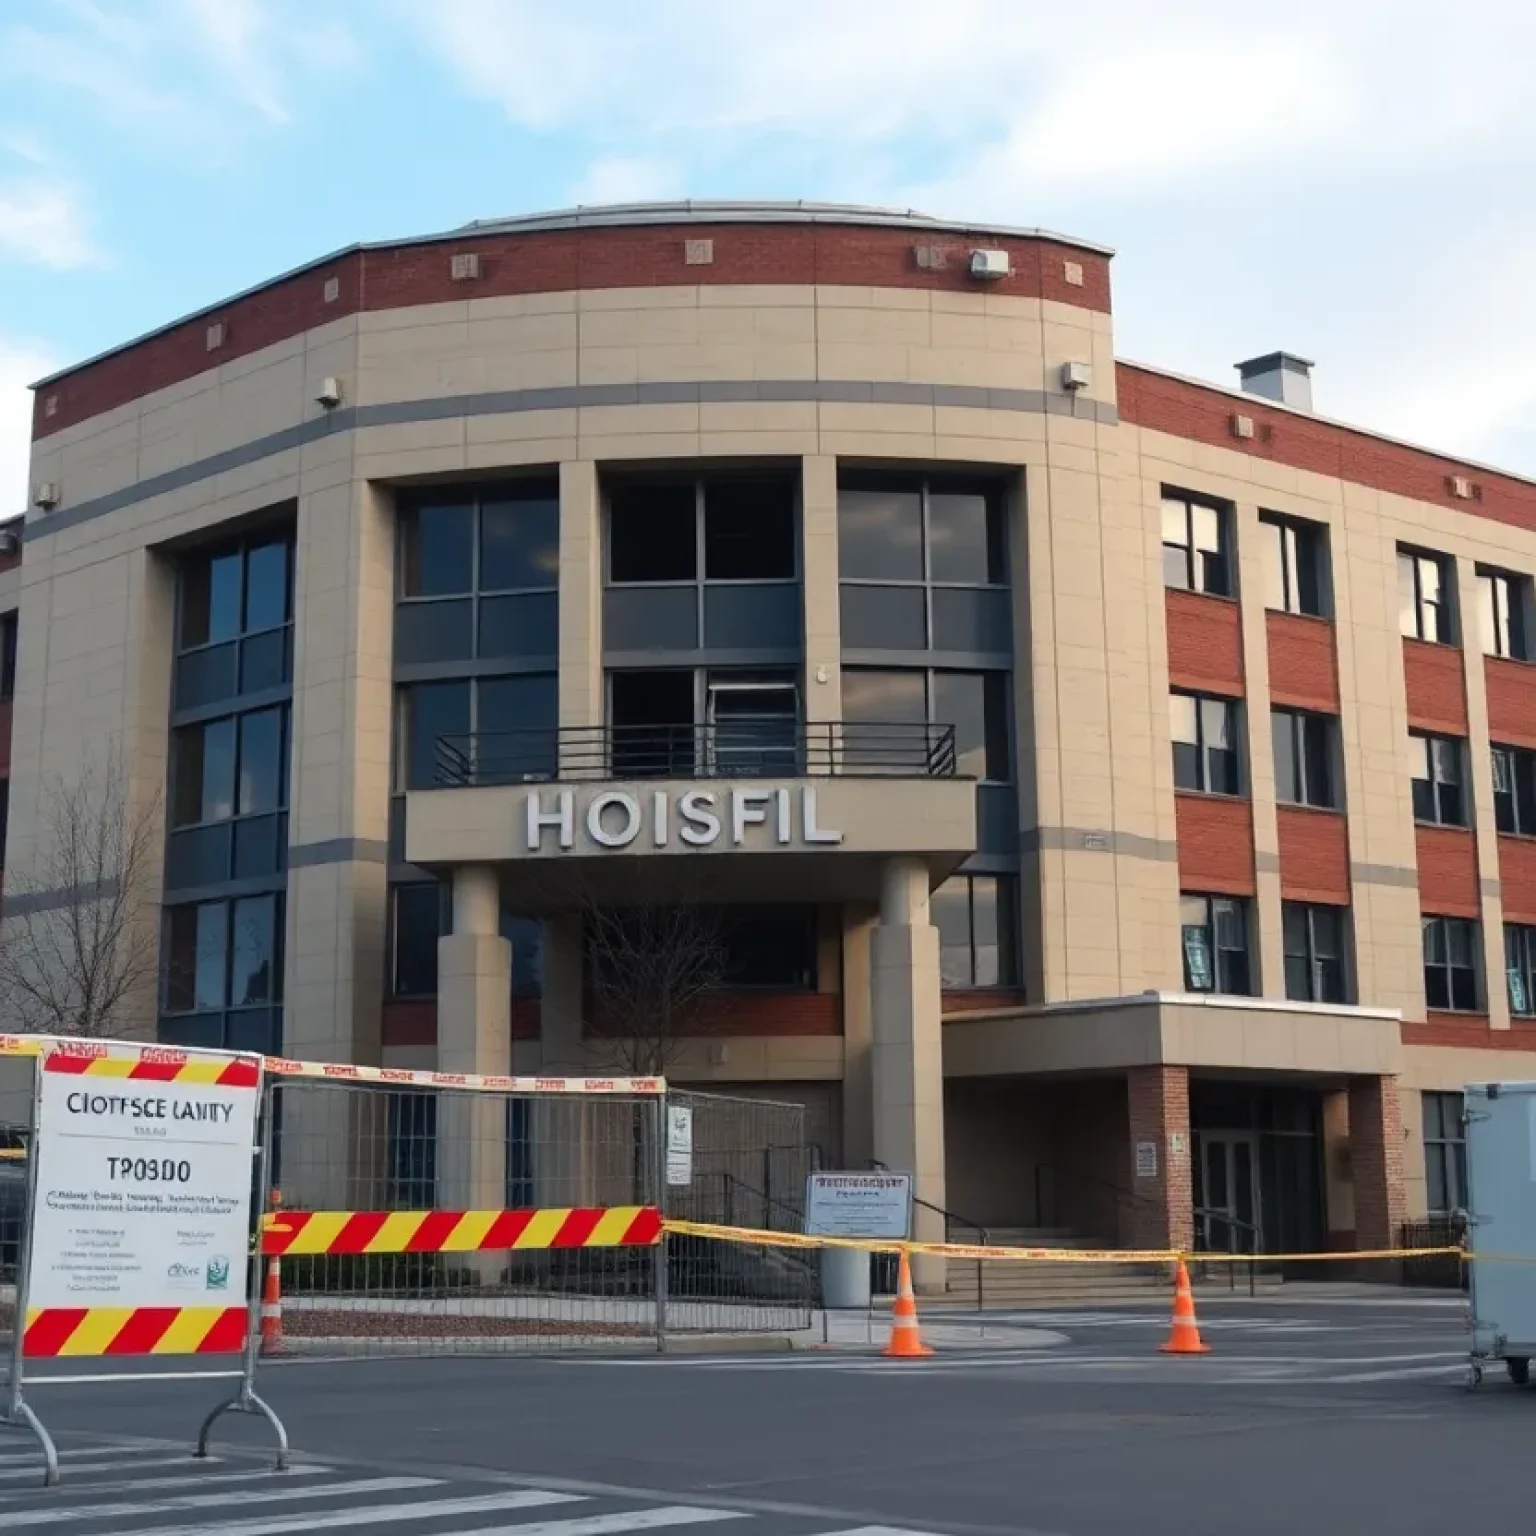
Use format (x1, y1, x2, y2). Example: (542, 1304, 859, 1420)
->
(1498, 835, 1536, 924)
(1165, 589, 1245, 696)
(1485, 656, 1536, 748)
(1124, 1065, 1193, 1252)
(1175, 793, 1256, 896)
(32, 223, 1111, 440)
(1265, 611, 1339, 712)
(1402, 639, 1468, 735)
(1347, 1076, 1406, 1250)
(1118, 362, 1536, 536)
(1276, 805, 1351, 905)
(1415, 825, 1481, 917)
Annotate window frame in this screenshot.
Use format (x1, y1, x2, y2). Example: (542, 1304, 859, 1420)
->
(1259, 512, 1327, 617)
(1422, 1091, 1468, 1216)
(1410, 732, 1467, 827)
(1271, 707, 1337, 809)
(1398, 547, 1454, 645)
(932, 873, 1020, 991)
(1477, 567, 1530, 662)
(1161, 491, 1231, 597)
(1281, 901, 1349, 1003)
(0, 611, 16, 700)
(1179, 894, 1253, 996)
(1421, 914, 1481, 1013)
(1492, 744, 1536, 836)
(1505, 923, 1536, 1016)
(837, 471, 1008, 590)
(1170, 690, 1243, 796)
(843, 666, 1011, 782)
(161, 892, 285, 1015)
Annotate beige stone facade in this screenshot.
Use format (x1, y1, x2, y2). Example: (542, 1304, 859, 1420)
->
(9, 203, 1536, 1277)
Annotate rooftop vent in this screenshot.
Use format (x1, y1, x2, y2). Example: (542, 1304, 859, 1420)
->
(1236, 351, 1313, 412)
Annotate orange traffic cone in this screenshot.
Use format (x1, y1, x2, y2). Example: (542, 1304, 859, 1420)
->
(259, 1256, 283, 1356)
(1159, 1258, 1209, 1355)
(883, 1250, 934, 1358)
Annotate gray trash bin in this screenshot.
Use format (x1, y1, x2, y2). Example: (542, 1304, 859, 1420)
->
(820, 1245, 872, 1309)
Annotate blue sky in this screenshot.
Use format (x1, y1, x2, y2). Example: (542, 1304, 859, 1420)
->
(2, 0, 1534, 506)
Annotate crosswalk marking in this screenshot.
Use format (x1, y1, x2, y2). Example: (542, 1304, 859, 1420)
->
(446, 1511, 749, 1535)
(3, 1465, 333, 1498)
(0, 1474, 440, 1529)
(102, 1487, 583, 1536)
(0, 1453, 195, 1482)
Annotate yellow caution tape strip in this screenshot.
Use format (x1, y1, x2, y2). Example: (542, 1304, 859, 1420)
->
(662, 1217, 1470, 1265)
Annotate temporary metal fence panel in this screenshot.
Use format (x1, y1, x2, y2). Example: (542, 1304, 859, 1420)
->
(262, 1065, 667, 1356)
(662, 1088, 816, 1333)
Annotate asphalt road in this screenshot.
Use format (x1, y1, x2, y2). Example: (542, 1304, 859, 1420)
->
(3, 1293, 1528, 1536)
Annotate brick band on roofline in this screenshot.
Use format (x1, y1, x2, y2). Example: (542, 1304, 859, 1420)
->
(29, 212, 1112, 441)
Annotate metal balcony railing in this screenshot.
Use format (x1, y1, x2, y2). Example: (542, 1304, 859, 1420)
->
(432, 720, 958, 788)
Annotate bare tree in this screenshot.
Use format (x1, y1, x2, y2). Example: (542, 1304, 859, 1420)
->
(0, 748, 162, 1038)
(580, 884, 728, 1076)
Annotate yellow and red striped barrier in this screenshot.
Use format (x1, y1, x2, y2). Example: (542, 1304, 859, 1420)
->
(40, 1045, 260, 1087)
(23, 1305, 247, 1359)
(263, 1205, 662, 1256)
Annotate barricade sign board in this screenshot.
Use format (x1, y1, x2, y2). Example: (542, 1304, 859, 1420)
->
(665, 1104, 694, 1186)
(23, 1046, 262, 1357)
(805, 1171, 912, 1239)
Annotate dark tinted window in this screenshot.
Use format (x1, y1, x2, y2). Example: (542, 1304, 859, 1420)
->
(1493, 746, 1536, 836)
(720, 907, 817, 989)
(479, 493, 560, 591)
(842, 669, 926, 723)
(838, 480, 923, 581)
(479, 592, 559, 659)
(609, 482, 697, 582)
(237, 708, 284, 815)
(229, 894, 279, 1005)
(391, 883, 441, 996)
(395, 598, 474, 664)
(704, 478, 796, 580)
(478, 675, 558, 781)
(1272, 709, 1335, 808)
(244, 542, 289, 631)
(933, 875, 1018, 988)
(840, 584, 927, 649)
(399, 681, 471, 790)
(0, 612, 16, 700)
(165, 902, 229, 1012)
(932, 671, 1009, 781)
(928, 482, 1005, 584)
(401, 502, 473, 596)
(172, 717, 235, 827)
(1423, 915, 1479, 1010)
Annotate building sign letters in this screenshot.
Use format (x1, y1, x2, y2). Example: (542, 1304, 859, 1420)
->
(524, 786, 844, 852)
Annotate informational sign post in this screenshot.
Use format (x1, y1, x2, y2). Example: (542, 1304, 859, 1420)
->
(665, 1104, 694, 1187)
(25, 1051, 260, 1341)
(805, 1171, 912, 1240)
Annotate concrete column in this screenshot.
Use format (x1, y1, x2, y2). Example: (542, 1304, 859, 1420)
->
(437, 865, 511, 1236)
(1348, 1075, 1407, 1251)
(1124, 1065, 1193, 1252)
(840, 904, 876, 1167)
(800, 455, 842, 726)
(870, 856, 946, 1293)
(558, 461, 602, 732)
(1321, 1088, 1355, 1245)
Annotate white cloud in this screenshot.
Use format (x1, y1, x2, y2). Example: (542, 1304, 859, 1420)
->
(0, 337, 55, 515)
(0, 180, 103, 270)
(568, 156, 683, 207)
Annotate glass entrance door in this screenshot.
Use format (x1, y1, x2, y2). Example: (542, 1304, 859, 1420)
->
(1199, 1131, 1260, 1253)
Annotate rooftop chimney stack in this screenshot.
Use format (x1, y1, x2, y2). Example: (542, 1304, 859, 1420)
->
(1236, 352, 1314, 413)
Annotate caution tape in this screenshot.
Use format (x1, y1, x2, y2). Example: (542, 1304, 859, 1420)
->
(661, 1218, 1468, 1265)
(261, 1059, 666, 1095)
(24, 1305, 247, 1358)
(264, 1205, 662, 1256)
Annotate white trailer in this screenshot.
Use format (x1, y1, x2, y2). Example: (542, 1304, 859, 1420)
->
(1464, 1080, 1536, 1388)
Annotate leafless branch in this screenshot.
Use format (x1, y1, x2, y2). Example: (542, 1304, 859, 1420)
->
(0, 745, 162, 1039)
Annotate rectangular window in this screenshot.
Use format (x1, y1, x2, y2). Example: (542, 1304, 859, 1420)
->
(1505, 924, 1536, 1016)
(164, 896, 284, 1014)
(843, 668, 1009, 780)
(718, 906, 818, 989)
(703, 477, 797, 581)
(932, 875, 1019, 989)
(1272, 708, 1336, 808)
(396, 680, 472, 791)
(1492, 745, 1536, 836)
(838, 472, 1006, 586)
(1180, 894, 1252, 995)
(400, 501, 474, 597)
(1422, 915, 1480, 1011)
(1422, 1091, 1468, 1215)
(1478, 568, 1530, 661)
(1398, 548, 1453, 644)
(1282, 902, 1348, 1003)
(479, 488, 561, 592)
(1170, 692, 1242, 794)
(0, 611, 16, 699)
(390, 883, 442, 997)
(1260, 513, 1326, 616)
(1410, 733, 1466, 826)
(1161, 492, 1230, 597)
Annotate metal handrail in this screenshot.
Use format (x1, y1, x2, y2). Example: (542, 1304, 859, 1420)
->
(1192, 1204, 1259, 1296)
(1033, 1161, 1161, 1235)
(431, 720, 960, 787)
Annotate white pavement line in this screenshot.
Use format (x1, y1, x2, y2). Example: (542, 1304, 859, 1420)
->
(0, 1475, 441, 1529)
(815, 1529, 954, 1536)
(0, 1455, 195, 1482)
(102, 1488, 583, 1536)
(0, 1465, 333, 1498)
(447, 1511, 749, 1535)
(1311, 1364, 1467, 1383)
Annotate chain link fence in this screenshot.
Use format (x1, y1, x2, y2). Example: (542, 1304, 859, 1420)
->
(267, 1075, 666, 1356)
(662, 1089, 818, 1334)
